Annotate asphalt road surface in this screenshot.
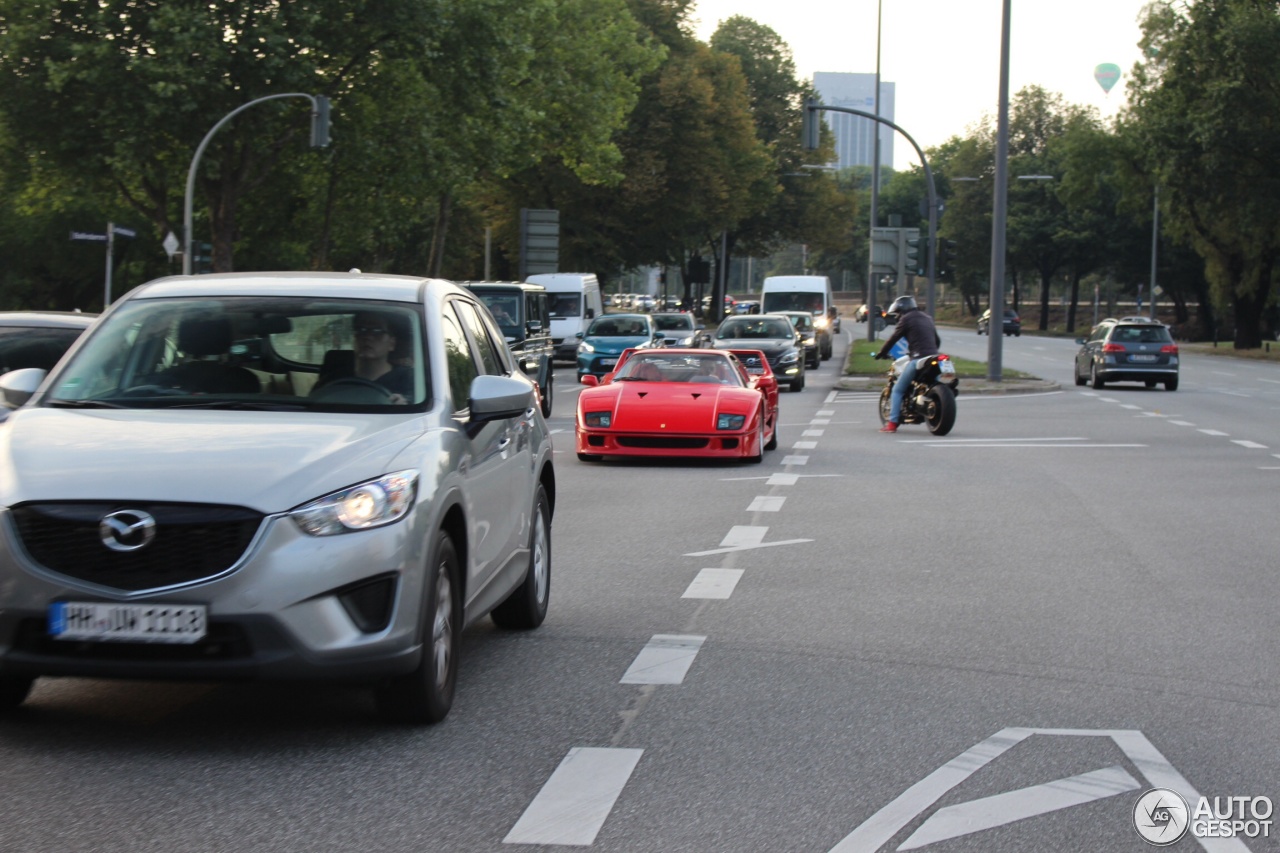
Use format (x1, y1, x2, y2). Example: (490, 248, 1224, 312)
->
(1, 324, 1276, 853)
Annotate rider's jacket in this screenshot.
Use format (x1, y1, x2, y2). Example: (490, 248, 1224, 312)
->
(876, 309, 941, 359)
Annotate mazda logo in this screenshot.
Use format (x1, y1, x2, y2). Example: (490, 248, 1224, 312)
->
(99, 509, 157, 553)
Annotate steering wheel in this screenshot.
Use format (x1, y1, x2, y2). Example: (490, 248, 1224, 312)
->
(310, 377, 393, 404)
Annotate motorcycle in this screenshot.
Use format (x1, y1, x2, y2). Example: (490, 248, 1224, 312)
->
(878, 353, 959, 436)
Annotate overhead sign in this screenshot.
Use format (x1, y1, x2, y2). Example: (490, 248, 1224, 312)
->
(519, 208, 559, 278)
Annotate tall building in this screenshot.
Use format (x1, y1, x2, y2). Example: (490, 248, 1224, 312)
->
(812, 72, 895, 170)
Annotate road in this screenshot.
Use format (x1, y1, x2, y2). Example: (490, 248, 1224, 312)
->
(1, 323, 1276, 852)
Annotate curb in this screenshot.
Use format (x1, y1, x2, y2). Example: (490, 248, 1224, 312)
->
(834, 376, 1061, 395)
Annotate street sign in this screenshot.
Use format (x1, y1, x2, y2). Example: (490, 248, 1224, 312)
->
(519, 209, 559, 278)
(70, 232, 107, 242)
(163, 232, 180, 259)
(113, 226, 137, 239)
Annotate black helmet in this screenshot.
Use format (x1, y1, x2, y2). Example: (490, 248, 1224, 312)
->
(887, 295, 917, 318)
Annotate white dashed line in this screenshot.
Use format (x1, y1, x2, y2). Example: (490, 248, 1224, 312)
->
(817, 410, 835, 416)
(1119, 404, 1142, 410)
(809, 419, 831, 425)
(1199, 429, 1229, 436)
(803, 429, 825, 437)
(1098, 397, 1119, 403)
(792, 441, 818, 450)
(504, 748, 644, 846)
(747, 496, 786, 512)
(781, 455, 809, 465)
(768, 473, 800, 485)
(1232, 440, 1268, 449)
(683, 568, 744, 600)
(1170, 420, 1195, 426)
(620, 634, 706, 684)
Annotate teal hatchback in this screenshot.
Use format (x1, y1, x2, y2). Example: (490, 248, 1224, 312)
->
(576, 313, 661, 380)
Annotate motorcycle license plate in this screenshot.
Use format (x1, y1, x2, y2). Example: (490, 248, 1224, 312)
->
(940, 360, 956, 375)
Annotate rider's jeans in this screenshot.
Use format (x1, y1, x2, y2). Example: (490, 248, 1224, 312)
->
(888, 358, 918, 424)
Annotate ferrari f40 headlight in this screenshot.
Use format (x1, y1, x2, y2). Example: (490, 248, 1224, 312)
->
(583, 411, 612, 428)
(291, 470, 419, 536)
(717, 413, 747, 430)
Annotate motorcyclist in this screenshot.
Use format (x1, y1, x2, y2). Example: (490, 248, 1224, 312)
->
(873, 295, 940, 433)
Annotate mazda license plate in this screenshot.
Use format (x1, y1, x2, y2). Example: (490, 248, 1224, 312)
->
(49, 602, 208, 644)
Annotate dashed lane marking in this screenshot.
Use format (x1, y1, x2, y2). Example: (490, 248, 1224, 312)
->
(1232, 440, 1268, 449)
(682, 568, 744, 600)
(803, 429, 825, 437)
(1199, 429, 1229, 436)
(620, 635, 706, 685)
(503, 748, 644, 846)
(781, 455, 810, 465)
(792, 441, 818, 450)
(747, 496, 785, 512)
(683, 525, 812, 557)
(1171, 420, 1195, 426)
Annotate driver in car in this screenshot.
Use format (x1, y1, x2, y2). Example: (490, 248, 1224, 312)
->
(312, 311, 413, 404)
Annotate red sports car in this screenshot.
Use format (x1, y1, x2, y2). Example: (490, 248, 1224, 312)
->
(575, 348, 779, 462)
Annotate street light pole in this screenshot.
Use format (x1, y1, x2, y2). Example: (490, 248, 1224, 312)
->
(987, 0, 1012, 382)
(866, 0, 884, 343)
(1149, 185, 1160, 320)
(183, 93, 328, 275)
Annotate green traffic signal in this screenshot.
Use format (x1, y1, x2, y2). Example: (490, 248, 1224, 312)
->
(905, 236, 925, 276)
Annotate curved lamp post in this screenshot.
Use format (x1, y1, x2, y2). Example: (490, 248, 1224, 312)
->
(183, 93, 330, 275)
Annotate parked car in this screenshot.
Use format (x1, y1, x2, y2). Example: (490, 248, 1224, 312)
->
(977, 308, 1021, 336)
(651, 311, 699, 347)
(576, 348, 778, 463)
(0, 311, 97, 423)
(462, 281, 555, 416)
(0, 272, 556, 724)
(1074, 317, 1179, 390)
(576, 313, 662, 380)
(780, 311, 821, 369)
(701, 314, 806, 392)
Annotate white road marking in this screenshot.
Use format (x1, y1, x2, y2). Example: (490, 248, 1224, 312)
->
(899, 437, 1087, 443)
(1218, 389, 1252, 398)
(1259, 467, 1280, 470)
(768, 473, 800, 485)
(747, 496, 786, 512)
(1098, 397, 1119, 403)
(1212, 370, 1236, 376)
(1138, 411, 1168, 417)
(1120, 404, 1142, 410)
(683, 568, 744, 600)
(503, 747, 644, 846)
(781, 455, 809, 465)
(1171, 420, 1196, 426)
(828, 728, 1242, 853)
(803, 429, 826, 437)
(1078, 391, 1098, 396)
(792, 441, 818, 450)
(620, 634, 706, 684)
(924, 443, 1146, 448)
(1199, 429, 1229, 436)
(898, 765, 1141, 850)
(1258, 378, 1280, 385)
(810, 418, 831, 425)
(1232, 440, 1268, 449)
(684, 525, 812, 557)
(817, 410, 835, 416)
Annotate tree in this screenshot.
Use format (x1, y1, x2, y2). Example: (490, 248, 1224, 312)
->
(1126, 0, 1280, 348)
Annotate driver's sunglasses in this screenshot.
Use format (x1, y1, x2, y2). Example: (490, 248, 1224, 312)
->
(354, 325, 388, 336)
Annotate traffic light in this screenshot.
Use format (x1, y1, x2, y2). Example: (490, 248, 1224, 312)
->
(905, 236, 926, 276)
(802, 98, 819, 150)
(938, 239, 957, 278)
(193, 242, 213, 274)
(310, 95, 331, 148)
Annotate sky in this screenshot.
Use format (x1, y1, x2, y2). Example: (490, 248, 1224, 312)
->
(689, 0, 1151, 170)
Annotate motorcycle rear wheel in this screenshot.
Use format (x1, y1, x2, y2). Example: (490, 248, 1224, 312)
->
(924, 384, 956, 436)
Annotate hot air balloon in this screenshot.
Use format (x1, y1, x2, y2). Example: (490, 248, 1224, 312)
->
(1094, 63, 1122, 95)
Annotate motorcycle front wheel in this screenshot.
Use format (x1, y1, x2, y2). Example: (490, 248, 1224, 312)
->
(924, 384, 956, 436)
(878, 384, 892, 425)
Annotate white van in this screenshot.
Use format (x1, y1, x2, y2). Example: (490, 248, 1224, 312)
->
(760, 275, 837, 360)
(527, 273, 604, 361)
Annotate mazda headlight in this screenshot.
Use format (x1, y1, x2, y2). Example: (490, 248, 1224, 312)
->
(717, 413, 747, 430)
(583, 411, 612, 428)
(291, 470, 419, 536)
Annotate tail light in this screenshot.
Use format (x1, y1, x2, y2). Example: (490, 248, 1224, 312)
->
(1161, 344, 1179, 354)
(1102, 343, 1126, 353)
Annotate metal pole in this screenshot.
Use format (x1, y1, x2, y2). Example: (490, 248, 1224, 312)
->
(184, 93, 318, 275)
(866, 0, 883, 343)
(987, 0, 1012, 382)
(1149, 185, 1159, 320)
(104, 222, 114, 308)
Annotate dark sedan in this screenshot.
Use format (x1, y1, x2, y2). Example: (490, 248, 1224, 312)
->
(977, 308, 1021, 336)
